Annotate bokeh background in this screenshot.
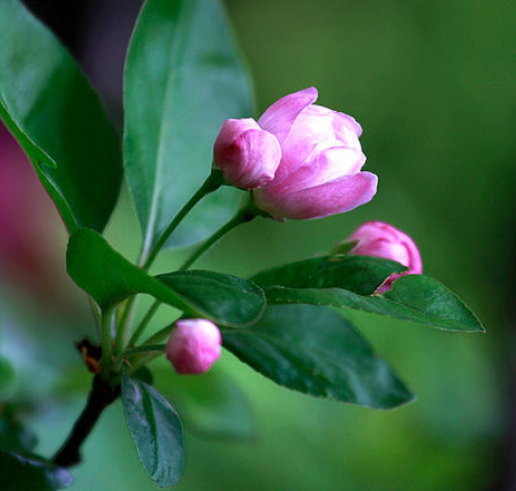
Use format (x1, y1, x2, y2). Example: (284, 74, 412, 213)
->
(1, 0, 516, 489)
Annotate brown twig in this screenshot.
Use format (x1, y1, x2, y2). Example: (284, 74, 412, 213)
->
(52, 375, 120, 468)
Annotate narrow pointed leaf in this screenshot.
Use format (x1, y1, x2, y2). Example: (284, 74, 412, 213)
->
(0, 450, 73, 491)
(66, 228, 265, 326)
(265, 275, 485, 332)
(124, 0, 253, 252)
(0, 0, 122, 232)
(251, 255, 406, 295)
(122, 373, 184, 488)
(223, 304, 414, 409)
(252, 256, 484, 332)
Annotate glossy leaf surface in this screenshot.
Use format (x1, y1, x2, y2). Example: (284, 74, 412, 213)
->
(265, 275, 484, 332)
(124, 0, 252, 252)
(0, 0, 122, 232)
(252, 255, 406, 295)
(122, 373, 184, 488)
(223, 304, 414, 409)
(159, 270, 265, 328)
(67, 229, 264, 326)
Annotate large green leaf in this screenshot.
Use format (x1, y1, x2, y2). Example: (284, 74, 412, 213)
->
(251, 256, 484, 332)
(124, 0, 253, 253)
(223, 304, 414, 409)
(66, 228, 265, 327)
(122, 373, 184, 488)
(0, 449, 73, 491)
(252, 255, 406, 295)
(265, 275, 485, 333)
(0, 0, 122, 232)
(158, 270, 265, 328)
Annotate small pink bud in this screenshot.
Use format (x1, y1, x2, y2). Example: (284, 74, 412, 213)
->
(347, 221, 422, 292)
(253, 87, 377, 220)
(166, 319, 222, 374)
(213, 118, 281, 189)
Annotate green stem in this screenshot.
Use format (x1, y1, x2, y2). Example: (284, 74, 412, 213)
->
(112, 170, 224, 358)
(128, 353, 163, 375)
(127, 300, 161, 347)
(141, 169, 224, 270)
(122, 344, 166, 357)
(113, 297, 137, 356)
(179, 198, 258, 271)
(101, 309, 114, 379)
(124, 199, 258, 352)
(87, 296, 102, 340)
(142, 322, 176, 346)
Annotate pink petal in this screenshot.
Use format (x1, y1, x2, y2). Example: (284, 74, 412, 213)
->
(333, 112, 363, 138)
(258, 87, 318, 144)
(259, 146, 366, 200)
(265, 171, 378, 220)
(229, 129, 281, 188)
(354, 239, 411, 266)
(213, 118, 260, 162)
(348, 221, 423, 280)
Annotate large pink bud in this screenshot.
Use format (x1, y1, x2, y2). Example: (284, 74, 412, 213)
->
(347, 221, 422, 292)
(253, 87, 377, 220)
(213, 118, 281, 189)
(166, 319, 222, 374)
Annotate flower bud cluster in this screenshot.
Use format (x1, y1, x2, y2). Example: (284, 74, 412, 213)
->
(213, 87, 377, 220)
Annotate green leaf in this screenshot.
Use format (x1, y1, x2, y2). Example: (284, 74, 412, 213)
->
(252, 255, 406, 295)
(152, 363, 255, 440)
(0, 449, 73, 491)
(158, 270, 265, 328)
(133, 366, 155, 386)
(223, 304, 414, 409)
(124, 0, 253, 252)
(0, 406, 38, 453)
(0, 355, 16, 399)
(66, 228, 265, 327)
(265, 274, 485, 333)
(122, 372, 184, 488)
(0, 0, 122, 232)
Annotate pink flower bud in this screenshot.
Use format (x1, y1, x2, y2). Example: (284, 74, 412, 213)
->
(253, 87, 377, 220)
(166, 319, 222, 374)
(347, 221, 422, 292)
(213, 118, 281, 189)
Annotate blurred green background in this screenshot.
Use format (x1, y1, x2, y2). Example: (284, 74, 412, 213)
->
(2, 0, 516, 489)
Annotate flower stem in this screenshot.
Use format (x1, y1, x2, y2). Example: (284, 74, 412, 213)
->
(141, 169, 224, 270)
(179, 197, 258, 271)
(128, 352, 163, 375)
(101, 309, 114, 379)
(127, 300, 161, 348)
(117, 197, 258, 360)
(113, 170, 224, 358)
(142, 322, 176, 346)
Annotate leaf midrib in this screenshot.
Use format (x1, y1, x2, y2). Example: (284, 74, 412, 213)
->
(143, 0, 196, 254)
